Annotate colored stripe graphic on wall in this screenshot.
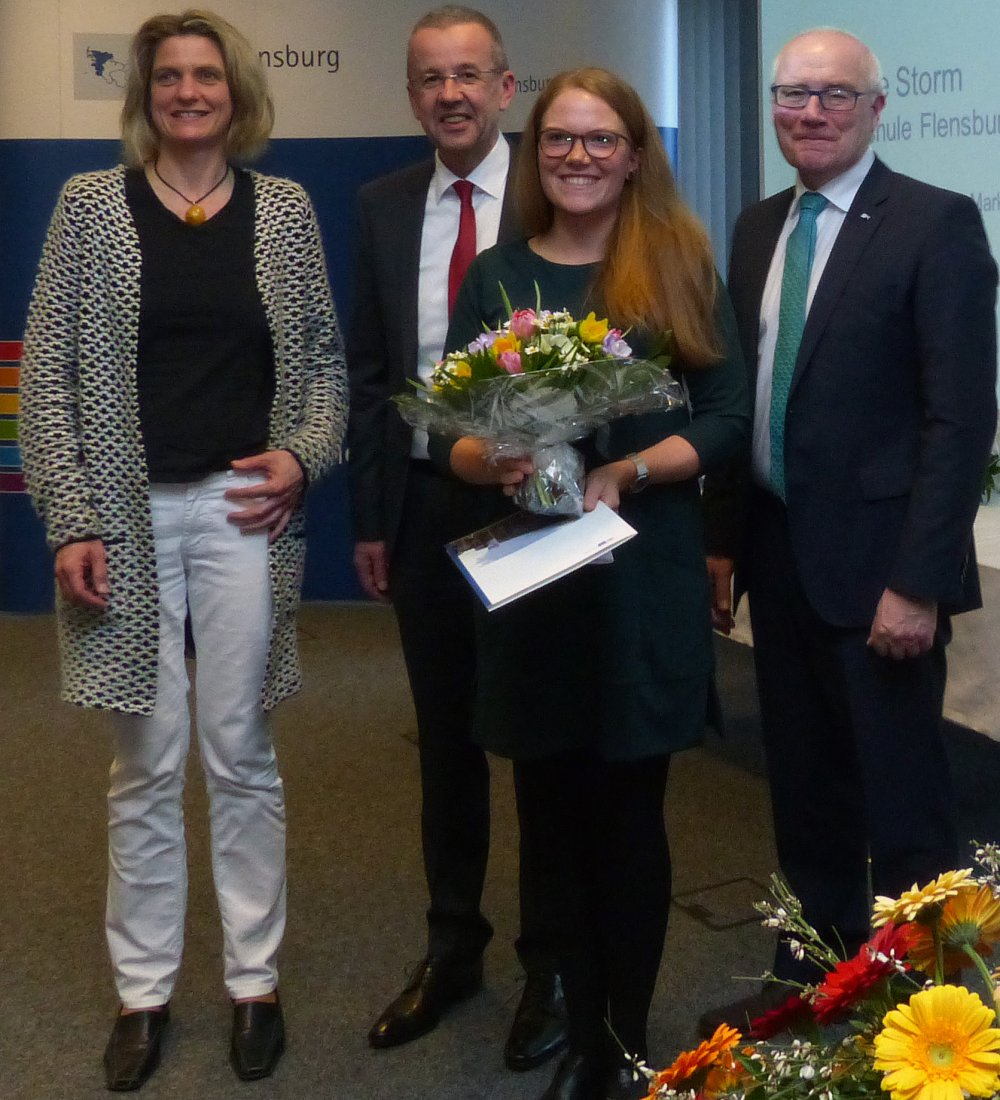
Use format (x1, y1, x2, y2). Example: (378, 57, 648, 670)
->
(0, 340, 24, 493)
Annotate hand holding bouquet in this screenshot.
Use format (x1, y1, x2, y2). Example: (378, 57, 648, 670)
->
(392, 285, 686, 516)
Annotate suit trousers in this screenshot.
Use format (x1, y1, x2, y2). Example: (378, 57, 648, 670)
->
(390, 462, 552, 968)
(747, 491, 957, 978)
(106, 471, 286, 1007)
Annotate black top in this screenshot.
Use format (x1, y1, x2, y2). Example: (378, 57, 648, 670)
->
(126, 167, 275, 482)
(443, 238, 750, 761)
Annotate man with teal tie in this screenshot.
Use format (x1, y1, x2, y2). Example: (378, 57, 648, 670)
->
(702, 27, 998, 1031)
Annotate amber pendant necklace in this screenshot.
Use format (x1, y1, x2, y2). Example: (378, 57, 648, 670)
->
(153, 161, 230, 225)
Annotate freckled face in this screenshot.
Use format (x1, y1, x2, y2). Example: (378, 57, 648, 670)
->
(772, 31, 885, 189)
(149, 34, 233, 153)
(537, 89, 638, 223)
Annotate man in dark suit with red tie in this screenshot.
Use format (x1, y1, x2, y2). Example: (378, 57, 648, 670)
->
(701, 27, 998, 1032)
(345, 5, 567, 1067)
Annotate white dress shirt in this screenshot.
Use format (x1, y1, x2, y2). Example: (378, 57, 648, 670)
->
(751, 149, 875, 487)
(411, 135, 510, 458)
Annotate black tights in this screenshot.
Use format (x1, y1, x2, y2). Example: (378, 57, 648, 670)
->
(512, 751, 671, 1062)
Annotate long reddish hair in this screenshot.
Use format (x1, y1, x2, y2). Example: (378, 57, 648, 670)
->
(514, 67, 720, 365)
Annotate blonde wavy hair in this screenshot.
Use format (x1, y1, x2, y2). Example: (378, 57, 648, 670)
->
(120, 9, 274, 166)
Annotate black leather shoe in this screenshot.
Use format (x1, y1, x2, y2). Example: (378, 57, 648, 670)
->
(539, 1050, 606, 1100)
(368, 955, 483, 1048)
(230, 996, 285, 1081)
(505, 970, 569, 1071)
(103, 1005, 169, 1092)
(696, 981, 793, 1039)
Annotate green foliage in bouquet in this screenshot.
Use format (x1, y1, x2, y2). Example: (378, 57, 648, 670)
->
(632, 847, 1000, 1100)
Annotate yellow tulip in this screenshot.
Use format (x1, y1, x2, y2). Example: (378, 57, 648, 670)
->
(578, 312, 610, 343)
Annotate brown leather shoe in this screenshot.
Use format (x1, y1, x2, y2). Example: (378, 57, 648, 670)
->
(230, 996, 285, 1081)
(103, 1005, 170, 1092)
(504, 970, 569, 1071)
(368, 955, 483, 1048)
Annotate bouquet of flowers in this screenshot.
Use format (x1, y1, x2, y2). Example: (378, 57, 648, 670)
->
(392, 285, 686, 516)
(633, 845, 1000, 1100)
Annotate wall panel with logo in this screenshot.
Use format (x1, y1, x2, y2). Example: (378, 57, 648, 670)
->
(0, 0, 679, 610)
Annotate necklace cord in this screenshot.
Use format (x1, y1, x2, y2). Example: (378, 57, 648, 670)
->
(152, 162, 231, 222)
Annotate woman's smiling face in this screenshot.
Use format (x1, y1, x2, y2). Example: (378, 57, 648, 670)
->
(536, 88, 638, 223)
(148, 34, 233, 153)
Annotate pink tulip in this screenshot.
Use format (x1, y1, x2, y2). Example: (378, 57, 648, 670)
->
(498, 351, 524, 374)
(510, 309, 537, 342)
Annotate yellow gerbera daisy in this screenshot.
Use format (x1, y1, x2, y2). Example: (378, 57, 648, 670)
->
(907, 885, 1000, 974)
(873, 985, 1000, 1100)
(873, 870, 976, 928)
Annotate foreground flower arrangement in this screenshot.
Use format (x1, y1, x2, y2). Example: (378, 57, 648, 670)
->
(392, 285, 684, 515)
(635, 846, 1000, 1100)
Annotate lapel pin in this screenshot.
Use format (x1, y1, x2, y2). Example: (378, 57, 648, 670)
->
(860, 212, 871, 220)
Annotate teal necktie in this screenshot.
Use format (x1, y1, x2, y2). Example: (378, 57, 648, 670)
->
(769, 191, 828, 500)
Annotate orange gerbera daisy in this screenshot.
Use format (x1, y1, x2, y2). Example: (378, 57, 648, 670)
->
(906, 885, 1000, 975)
(649, 1024, 741, 1090)
(813, 923, 916, 1024)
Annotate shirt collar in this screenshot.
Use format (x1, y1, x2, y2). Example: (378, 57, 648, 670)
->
(794, 148, 875, 214)
(431, 134, 510, 203)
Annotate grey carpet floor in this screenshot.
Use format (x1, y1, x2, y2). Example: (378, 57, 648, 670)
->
(11, 600, 980, 1100)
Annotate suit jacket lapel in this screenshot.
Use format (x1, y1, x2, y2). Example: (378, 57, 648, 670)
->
(738, 190, 791, 393)
(394, 163, 434, 382)
(794, 158, 890, 383)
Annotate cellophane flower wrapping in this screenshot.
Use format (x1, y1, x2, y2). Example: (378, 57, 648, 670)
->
(391, 295, 687, 516)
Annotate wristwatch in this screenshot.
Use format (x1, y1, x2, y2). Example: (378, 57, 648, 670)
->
(626, 452, 650, 493)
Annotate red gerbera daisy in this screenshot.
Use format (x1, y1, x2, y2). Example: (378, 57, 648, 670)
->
(748, 991, 813, 1039)
(812, 922, 915, 1024)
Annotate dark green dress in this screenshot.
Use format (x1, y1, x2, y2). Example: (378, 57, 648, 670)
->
(443, 238, 749, 761)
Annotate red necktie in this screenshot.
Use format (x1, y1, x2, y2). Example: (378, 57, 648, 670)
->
(448, 179, 477, 316)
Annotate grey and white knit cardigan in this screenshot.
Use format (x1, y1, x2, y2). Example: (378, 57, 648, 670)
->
(20, 166, 348, 715)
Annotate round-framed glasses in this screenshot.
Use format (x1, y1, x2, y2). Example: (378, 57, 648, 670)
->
(538, 129, 631, 159)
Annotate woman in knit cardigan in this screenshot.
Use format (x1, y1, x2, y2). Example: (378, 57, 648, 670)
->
(20, 9, 346, 1090)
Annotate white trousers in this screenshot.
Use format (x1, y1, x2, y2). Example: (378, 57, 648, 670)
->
(106, 471, 286, 1008)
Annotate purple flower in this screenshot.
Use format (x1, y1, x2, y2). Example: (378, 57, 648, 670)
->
(498, 351, 523, 374)
(602, 329, 632, 358)
(468, 331, 498, 353)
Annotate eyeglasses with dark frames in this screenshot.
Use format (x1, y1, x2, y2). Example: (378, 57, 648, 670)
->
(538, 129, 631, 159)
(771, 84, 875, 111)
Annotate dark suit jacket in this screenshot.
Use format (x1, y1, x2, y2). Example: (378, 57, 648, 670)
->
(346, 156, 518, 555)
(706, 156, 998, 628)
